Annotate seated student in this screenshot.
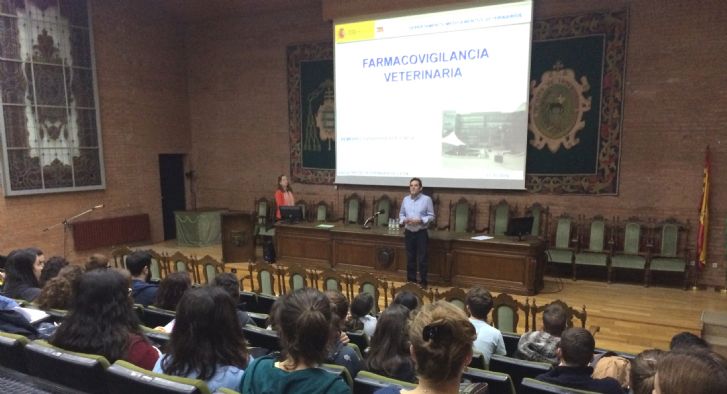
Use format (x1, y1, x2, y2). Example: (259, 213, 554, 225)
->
(629, 349, 663, 394)
(85, 253, 110, 271)
(154, 286, 251, 392)
(126, 251, 159, 306)
(392, 291, 419, 312)
(36, 264, 84, 310)
(375, 301, 485, 394)
(154, 272, 192, 311)
(347, 291, 377, 339)
(50, 269, 159, 370)
(325, 290, 363, 378)
(241, 288, 350, 394)
(669, 331, 710, 351)
(536, 327, 623, 394)
(2, 249, 44, 301)
(515, 302, 567, 363)
(653, 350, 727, 394)
(465, 286, 505, 366)
(213, 272, 255, 327)
(38, 256, 69, 287)
(366, 304, 416, 383)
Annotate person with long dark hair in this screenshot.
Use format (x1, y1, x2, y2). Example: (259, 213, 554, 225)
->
(154, 286, 251, 391)
(274, 174, 295, 220)
(2, 248, 44, 301)
(50, 269, 159, 369)
(36, 264, 84, 310)
(241, 288, 350, 394)
(365, 303, 416, 383)
(154, 272, 191, 311)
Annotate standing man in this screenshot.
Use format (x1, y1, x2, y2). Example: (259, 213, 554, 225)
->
(399, 177, 435, 288)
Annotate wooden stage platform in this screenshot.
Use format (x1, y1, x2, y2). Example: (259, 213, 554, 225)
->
(135, 240, 727, 355)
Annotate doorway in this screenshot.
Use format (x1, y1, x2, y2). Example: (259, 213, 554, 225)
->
(159, 154, 186, 241)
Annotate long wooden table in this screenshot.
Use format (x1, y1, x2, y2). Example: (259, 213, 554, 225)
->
(275, 222, 545, 295)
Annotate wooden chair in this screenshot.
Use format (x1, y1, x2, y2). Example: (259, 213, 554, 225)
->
(168, 251, 198, 284)
(312, 200, 334, 223)
(646, 218, 691, 288)
(342, 193, 365, 225)
(312, 267, 352, 299)
(294, 199, 309, 222)
(492, 293, 530, 333)
(489, 199, 515, 236)
(609, 216, 649, 285)
(545, 213, 577, 278)
(529, 299, 588, 331)
(147, 249, 166, 282)
(573, 215, 611, 281)
(525, 203, 549, 238)
(194, 254, 224, 284)
(440, 197, 476, 232)
(254, 197, 275, 239)
(372, 194, 396, 227)
(248, 261, 280, 296)
(434, 286, 467, 311)
(391, 282, 434, 306)
(280, 262, 313, 294)
(350, 272, 388, 314)
(111, 246, 133, 269)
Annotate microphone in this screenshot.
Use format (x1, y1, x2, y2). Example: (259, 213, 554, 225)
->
(374, 209, 385, 216)
(362, 210, 386, 229)
(93, 204, 104, 210)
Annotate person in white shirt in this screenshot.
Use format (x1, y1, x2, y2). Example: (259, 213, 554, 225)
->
(465, 286, 506, 367)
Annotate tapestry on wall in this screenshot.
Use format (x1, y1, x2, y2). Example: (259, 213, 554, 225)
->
(287, 42, 335, 184)
(525, 10, 628, 195)
(0, 0, 104, 196)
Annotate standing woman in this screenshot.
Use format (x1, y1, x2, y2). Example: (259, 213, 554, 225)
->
(274, 174, 295, 220)
(2, 248, 44, 301)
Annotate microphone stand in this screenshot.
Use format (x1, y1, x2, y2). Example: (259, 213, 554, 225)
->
(42, 204, 104, 258)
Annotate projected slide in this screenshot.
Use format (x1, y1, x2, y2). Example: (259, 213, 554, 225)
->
(334, 1, 532, 189)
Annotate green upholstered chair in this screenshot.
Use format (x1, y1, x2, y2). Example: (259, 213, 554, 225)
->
(168, 251, 198, 284)
(353, 370, 416, 394)
(107, 360, 211, 394)
(0, 332, 30, 373)
(434, 286, 467, 311)
(573, 215, 611, 281)
(489, 354, 551, 394)
(24, 340, 111, 394)
(111, 246, 133, 269)
(520, 377, 600, 394)
(313, 200, 333, 223)
(525, 203, 549, 238)
(492, 293, 530, 333)
(248, 261, 279, 296)
(343, 193, 365, 225)
(254, 197, 275, 238)
(148, 249, 167, 281)
(195, 255, 224, 284)
(314, 267, 352, 299)
(490, 199, 514, 236)
(609, 217, 648, 284)
(295, 199, 308, 222)
(391, 282, 434, 307)
(647, 218, 690, 288)
(242, 325, 281, 352)
(441, 197, 475, 232)
(463, 367, 516, 394)
(352, 272, 388, 314)
(141, 305, 177, 328)
(372, 194, 395, 227)
(281, 262, 311, 294)
(530, 299, 587, 331)
(545, 214, 576, 278)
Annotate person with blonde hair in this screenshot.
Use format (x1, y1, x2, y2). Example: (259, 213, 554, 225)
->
(375, 301, 485, 394)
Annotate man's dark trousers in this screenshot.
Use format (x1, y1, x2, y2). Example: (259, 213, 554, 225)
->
(405, 229, 428, 286)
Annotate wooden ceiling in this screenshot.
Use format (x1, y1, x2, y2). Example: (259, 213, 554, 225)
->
(154, 0, 320, 23)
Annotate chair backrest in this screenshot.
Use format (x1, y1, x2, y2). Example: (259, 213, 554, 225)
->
(141, 306, 177, 328)
(282, 263, 311, 293)
(530, 299, 587, 331)
(148, 249, 166, 281)
(250, 293, 277, 315)
(434, 287, 467, 311)
(622, 220, 642, 254)
(111, 246, 133, 269)
(659, 222, 680, 257)
(352, 272, 388, 314)
(520, 377, 600, 394)
(242, 325, 281, 353)
(502, 332, 521, 357)
(195, 255, 224, 284)
(491, 199, 512, 235)
(24, 340, 110, 394)
(526, 203, 549, 237)
(584, 216, 607, 252)
(492, 293, 528, 333)
(554, 215, 573, 249)
(353, 370, 416, 394)
(391, 282, 434, 307)
(295, 199, 308, 222)
(248, 262, 279, 296)
(344, 193, 364, 225)
(0, 332, 30, 373)
(346, 330, 369, 354)
(254, 197, 271, 225)
(463, 367, 516, 394)
(315, 201, 332, 222)
(450, 198, 474, 233)
(489, 354, 551, 394)
(315, 268, 351, 299)
(372, 195, 394, 227)
(107, 360, 210, 394)
(169, 252, 197, 283)
(321, 363, 354, 390)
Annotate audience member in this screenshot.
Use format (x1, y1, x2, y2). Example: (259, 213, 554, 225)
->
(126, 251, 159, 306)
(241, 288, 350, 394)
(654, 350, 727, 394)
(536, 327, 622, 394)
(465, 286, 505, 366)
(669, 331, 710, 351)
(38, 256, 69, 286)
(348, 291, 377, 338)
(515, 302, 567, 363)
(2, 248, 43, 301)
(154, 286, 251, 392)
(592, 352, 630, 391)
(366, 304, 416, 383)
(50, 269, 159, 369)
(154, 272, 192, 311)
(325, 290, 363, 378)
(375, 301, 485, 394)
(213, 272, 255, 327)
(629, 349, 663, 394)
(36, 264, 84, 310)
(392, 291, 419, 311)
(85, 253, 110, 271)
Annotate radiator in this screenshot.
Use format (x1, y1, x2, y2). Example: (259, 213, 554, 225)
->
(72, 214, 151, 251)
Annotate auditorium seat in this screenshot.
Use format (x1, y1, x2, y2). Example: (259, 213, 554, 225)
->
(573, 215, 610, 281)
(390, 282, 434, 305)
(249, 293, 277, 315)
(0, 332, 30, 373)
(280, 262, 312, 293)
(111, 246, 133, 269)
(462, 367, 516, 394)
(313, 267, 351, 297)
(246, 311, 269, 327)
(321, 363, 354, 389)
(530, 300, 587, 331)
(489, 354, 551, 393)
(492, 292, 529, 333)
(546, 214, 576, 278)
(434, 286, 467, 310)
(106, 360, 210, 394)
(141, 325, 171, 347)
(351, 272, 388, 314)
(140, 305, 176, 328)
(195, 255, 224, 284)
(0, 364, 85, 394)
(502, 332, 521, 357)
(248, 261, 279, 296)
(242, 325, 280, 353)
(353, 370, 416, 394)
(468, 352, 485, 369)
(24, 340, 110, 394)
(169, 252, 198, 284)
(346, 330, 369, 355)
(520, 377, 599, 394)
